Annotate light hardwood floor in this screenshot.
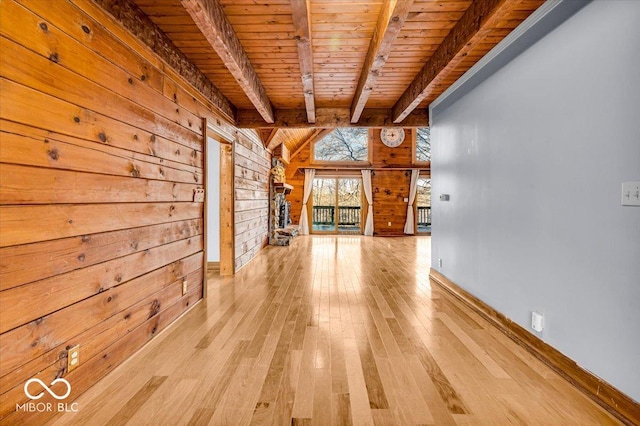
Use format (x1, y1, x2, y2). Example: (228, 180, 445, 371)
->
(49, 236, 619, 425)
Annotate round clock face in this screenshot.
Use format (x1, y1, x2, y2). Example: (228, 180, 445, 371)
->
(380, 128, 405, 147)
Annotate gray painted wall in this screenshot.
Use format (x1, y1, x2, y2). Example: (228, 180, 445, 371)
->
(207, 137, 221, 262)
(430, 0, 640, 401)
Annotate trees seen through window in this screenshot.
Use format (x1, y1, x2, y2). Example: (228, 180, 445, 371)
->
(314, 128, 368, 162)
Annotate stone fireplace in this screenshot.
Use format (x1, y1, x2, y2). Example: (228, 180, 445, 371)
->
(269, 160, 297, 245)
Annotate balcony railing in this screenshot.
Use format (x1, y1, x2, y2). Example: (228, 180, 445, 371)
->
(313, 206, 361, 226)
(417, 206, 431, 227)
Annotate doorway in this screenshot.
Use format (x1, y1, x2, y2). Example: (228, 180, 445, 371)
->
(205, 121, 234, 278)
(311, 177, 362, 234)
(416, 177, 431, 234)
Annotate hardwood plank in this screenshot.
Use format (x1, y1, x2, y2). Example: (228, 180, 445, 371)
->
(43, 237, 621, 425)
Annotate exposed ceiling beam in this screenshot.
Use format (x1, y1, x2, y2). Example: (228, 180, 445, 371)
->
(392, 0, 514, 123)
(237, 108, 428, 128)
(91, 0, 236, 122)
(290, 0, 316, 123)
(290, 129, 331, 160)
(350, 0, 415, 124)
(181, 0, 274, 123)
(258, 128, 278, 148)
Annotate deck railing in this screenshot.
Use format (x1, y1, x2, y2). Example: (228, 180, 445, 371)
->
(417, 206, 431, 226)
(313, 206, 361, 226)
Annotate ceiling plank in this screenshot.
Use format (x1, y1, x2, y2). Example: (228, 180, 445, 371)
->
(291, 129, 331, 160)
(237, 108, 428, 129)
(290, 0, 316, 123)
(181, 0, 274, 123)
(350, 0, 415, 124)
(259, 128, 279, 148)
(392, 0, 515, 123)
(90, 0, 236, 122)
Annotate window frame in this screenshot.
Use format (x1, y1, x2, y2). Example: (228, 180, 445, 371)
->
(412, 127, 431, 167)
(311, 128, 373, 167)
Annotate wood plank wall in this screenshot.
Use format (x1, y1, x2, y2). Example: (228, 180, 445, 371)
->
(234, 131, 270, 270)
(285, 129, 420, 236)
(0, 0, 260, 422)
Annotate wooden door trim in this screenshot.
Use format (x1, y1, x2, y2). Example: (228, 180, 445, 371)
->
(205, 119, 235, 277)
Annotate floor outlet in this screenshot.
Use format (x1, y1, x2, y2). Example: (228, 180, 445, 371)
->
(67, 345, 80, 373)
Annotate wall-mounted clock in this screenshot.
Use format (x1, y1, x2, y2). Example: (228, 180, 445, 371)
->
(380, 128, 405, 147)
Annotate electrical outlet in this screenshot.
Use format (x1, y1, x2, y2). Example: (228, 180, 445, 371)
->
(388, 221, 391, 226)
(67, 345, 80, 373)
(182, 279, 188, 296)
(438, 258, 443, 268)
(531, 311, 544, 332)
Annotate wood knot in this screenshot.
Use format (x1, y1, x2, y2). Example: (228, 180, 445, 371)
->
(131, 241, 139, 250)
(187, 120, 192, 127)
(77, 254, 85, 262)
(39, 22, 48, 32)
(159, 168, 164, 177)
(81, 235, 90, 243)
(49, 53, 59, 63)
(133, 134, 138, 140)
(47, 148, 59, 160)
(73, 116, 80, 123)
(31, 339, 39, 348)
(130, 165, 140, 178)
(191, 150, 197, 158)
(124, 313, 131, 320)
(173, 93, 177, 102)
(140, 75, 146, 81)
(175, 149, 181, 156)
(115, 274, 123, 283)
(150, 134, 156, 142)
(150, 300, 161, 317)
(128, 77, 133, 84)
(107, 296, 113, 303)
(68, 219, 74, 224)
(151, 326, 158, 335)
(98, 132, 107, 143)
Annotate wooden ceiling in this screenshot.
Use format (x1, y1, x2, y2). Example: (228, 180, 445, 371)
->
(132, 0, 544, 152)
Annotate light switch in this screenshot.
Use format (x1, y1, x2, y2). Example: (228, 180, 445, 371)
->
(440, 194, 450, 201)
(621, 182, 640, 206)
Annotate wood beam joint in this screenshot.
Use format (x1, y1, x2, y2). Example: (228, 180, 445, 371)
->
(290, 0, 316, 123)
(351, 0, 415, 123)
(181, 0, 274, 123)
(392, 0, 511, 122)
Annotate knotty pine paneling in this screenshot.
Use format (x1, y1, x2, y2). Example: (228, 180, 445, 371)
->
(285, 129, 418, 236)
(234, 131, 271, 271)
(0, 0, 232, 423)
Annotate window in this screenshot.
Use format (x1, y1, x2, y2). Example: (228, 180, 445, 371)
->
(313, 128, 369, 162)
(415, 127, 431, 163)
